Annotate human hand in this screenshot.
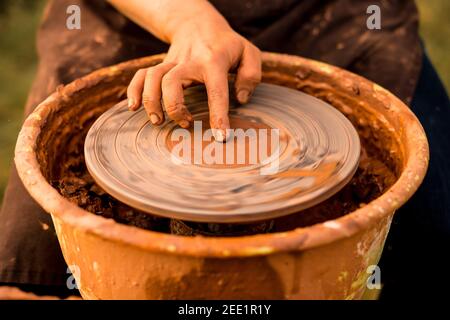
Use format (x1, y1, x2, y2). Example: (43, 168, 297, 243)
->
(126, 21, 261, 141)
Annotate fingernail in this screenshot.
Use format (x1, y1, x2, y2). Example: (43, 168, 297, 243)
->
(150, 113, 160, 125)
(237, 90, 250, 104)
(213, 129, 230, 142)
(179, 120, 190, 128)
(128, 98, 135, 110)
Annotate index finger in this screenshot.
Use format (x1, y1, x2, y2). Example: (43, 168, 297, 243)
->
(204, 68, 230, 142)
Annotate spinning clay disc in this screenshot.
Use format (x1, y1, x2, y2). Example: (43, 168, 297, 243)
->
(85, 83, 360, 223)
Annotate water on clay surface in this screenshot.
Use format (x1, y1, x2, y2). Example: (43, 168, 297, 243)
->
(53, 120, 397, 236)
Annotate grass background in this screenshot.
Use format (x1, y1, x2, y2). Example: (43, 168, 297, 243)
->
(0, 0, 449, 202)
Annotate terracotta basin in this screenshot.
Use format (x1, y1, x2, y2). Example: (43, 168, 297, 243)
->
(15, 53, 428, 299)
(0, 286, 80, 300)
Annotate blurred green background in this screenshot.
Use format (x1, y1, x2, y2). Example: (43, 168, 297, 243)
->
(0, 0, 449, 202)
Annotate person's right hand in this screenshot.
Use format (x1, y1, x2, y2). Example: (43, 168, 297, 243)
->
(126, 19, 261, 141)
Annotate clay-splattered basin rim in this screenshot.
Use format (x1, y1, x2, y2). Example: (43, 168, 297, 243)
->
(15, 52, 429, 258)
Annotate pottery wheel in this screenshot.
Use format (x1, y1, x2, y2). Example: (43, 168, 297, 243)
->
(85, 83, 360, 223)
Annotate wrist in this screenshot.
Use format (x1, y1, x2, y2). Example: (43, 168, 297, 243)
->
(166, 9, 232, 43)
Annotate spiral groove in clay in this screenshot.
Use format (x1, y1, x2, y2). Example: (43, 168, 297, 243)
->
(85, 83, 360, 222)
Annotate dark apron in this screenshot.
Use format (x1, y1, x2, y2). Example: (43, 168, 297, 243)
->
(0, 0, 422, 292)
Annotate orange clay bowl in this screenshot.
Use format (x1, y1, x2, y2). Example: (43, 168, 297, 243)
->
(15, 53, 428, 299)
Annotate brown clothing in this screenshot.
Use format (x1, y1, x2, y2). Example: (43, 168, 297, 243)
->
(0, 0, 422, 288)
(30, 0, 422, 115)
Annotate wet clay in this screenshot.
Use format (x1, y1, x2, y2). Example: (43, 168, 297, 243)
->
(84, 84, 360, 223)
(166, 115, 274, 168)
(43, 58, 397, 237)
(55, 123, 395, 235)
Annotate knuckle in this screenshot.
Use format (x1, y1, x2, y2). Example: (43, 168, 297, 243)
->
(142, 95, 158, 105)
(249, 42, 261, 54)
(165, 103, 183, 115)
(135, 68, 147, 78)
(245, 41, 261, 55)
(144, 68, 157, 80)
(207, 87, 226, 101)
(161, 71, 179, 86)
(201, 50, 222, 65)
(242, 70, 261, 84)
(239, 66, 261, 86)
(145, 66, 164, 80)
(129, 69, 146, 88)
(166, 104, 189, 121)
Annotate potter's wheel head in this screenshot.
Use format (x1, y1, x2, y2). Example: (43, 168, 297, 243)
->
(84, 83, 360, 223)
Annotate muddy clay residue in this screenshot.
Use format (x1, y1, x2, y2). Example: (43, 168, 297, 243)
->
(274, 147, 395, 231)
(54, 133, 395, 235)
(166, 114, 274, 168)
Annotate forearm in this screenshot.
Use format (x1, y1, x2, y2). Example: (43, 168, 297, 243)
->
(107, 0, 231, 43)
